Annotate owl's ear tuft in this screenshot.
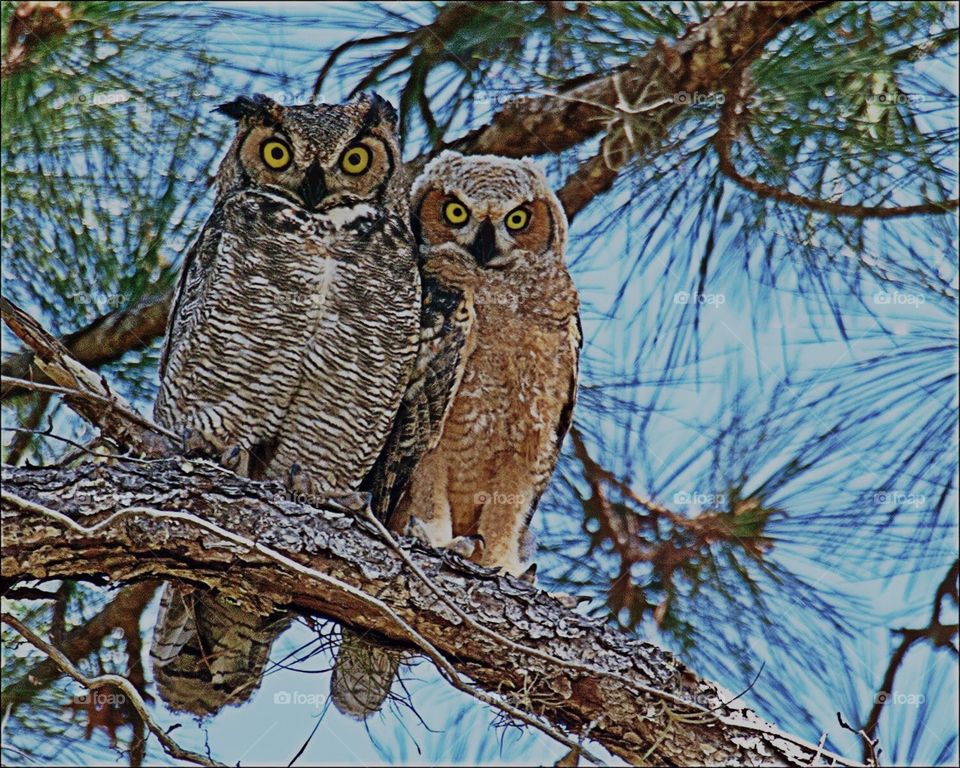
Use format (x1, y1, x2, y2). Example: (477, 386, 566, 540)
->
(361, 92, 398, 130)
(215, 94, 283, 124)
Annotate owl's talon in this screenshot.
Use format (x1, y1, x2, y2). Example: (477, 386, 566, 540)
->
(220, 444, 250, 476)
(448, 534, 484, 560)
(285, 466, 369, 512)
(403, 514, 432, 544)
(181, 427, 218, 458)
(519, 562, 537, 584)
(287, 463, 309, 495)
(339, 491, 371, 513)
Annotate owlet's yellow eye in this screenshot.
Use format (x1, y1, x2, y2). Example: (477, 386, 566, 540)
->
(261, 139, 292, 170)
(443, 200, 470, 227)
(505, 207, 530, 231)
(340, 144, 371, 175)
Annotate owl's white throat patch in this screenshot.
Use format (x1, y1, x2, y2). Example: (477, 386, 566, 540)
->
(323, 203, 377, 231)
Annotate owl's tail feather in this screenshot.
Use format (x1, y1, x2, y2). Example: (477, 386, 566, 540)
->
(150, 584, 291, 716)
(330, 628, 406, 719)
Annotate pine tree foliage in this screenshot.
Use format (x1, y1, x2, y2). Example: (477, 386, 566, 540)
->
(2, 2, 957, 765)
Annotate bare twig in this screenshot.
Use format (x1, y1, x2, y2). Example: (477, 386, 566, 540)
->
(2, 583, 158, 710)
(3, 391, 51, 465)
(1, 611, 220, 768)
(0, 378, 177, 444)
(860, 559, 959, 762)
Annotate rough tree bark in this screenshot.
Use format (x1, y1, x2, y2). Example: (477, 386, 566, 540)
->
(3, 460, 857, 767)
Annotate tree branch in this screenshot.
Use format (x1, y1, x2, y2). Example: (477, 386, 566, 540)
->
(714, 70, 960, 219)
(2, 611, 220, 768)
(1, 582, 158, 712)
(2, 461, 859, 767)
(445, 1, 834, 218)
(1, 291, 172, 403)
(860, 559, 959, 761)
(0, 2, 838, 386)
(452, 2, 832, 159)
(1, 296, 174, 456)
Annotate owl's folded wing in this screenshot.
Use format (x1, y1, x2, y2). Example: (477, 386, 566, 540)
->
(154, 208, 226, 423)
(527, 309, 582, 521)
(361, 274, 474, 525)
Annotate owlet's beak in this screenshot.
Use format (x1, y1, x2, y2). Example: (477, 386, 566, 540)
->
(469, 219, 498, 267)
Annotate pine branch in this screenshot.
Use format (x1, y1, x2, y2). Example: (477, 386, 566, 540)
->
(2, 462, 861, 767)
(0, 296, 174, 455)
(449, 0, 830, 157)
(714, 69, 960, 219)
(0, 1, 839, 393)
(1, 291, 172, 403)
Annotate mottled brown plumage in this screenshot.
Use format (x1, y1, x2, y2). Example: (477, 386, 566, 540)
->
(388, 150, 580, 574)
(335, 150, 581, 718)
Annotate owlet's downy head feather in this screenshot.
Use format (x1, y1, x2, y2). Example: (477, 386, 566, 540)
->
(410, 150, 568, 272)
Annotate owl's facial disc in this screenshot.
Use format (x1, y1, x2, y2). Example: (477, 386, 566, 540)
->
(228, 96, 399, 212)
(415, 189, 548, 271)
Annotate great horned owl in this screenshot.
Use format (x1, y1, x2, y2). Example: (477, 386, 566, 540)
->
(333, 150, 581, 718)
(151, 93, 419, 714)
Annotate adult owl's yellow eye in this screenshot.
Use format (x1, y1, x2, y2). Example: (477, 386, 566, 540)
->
(443, 200, 470, 227)
(340, 144, 371, 175)
(505, 207, 530, 231)
(261, 139, 292, 170)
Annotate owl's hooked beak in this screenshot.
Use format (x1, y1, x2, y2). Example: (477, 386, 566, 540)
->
(299, 160, 328, 210)
(469, 219, 499, 267)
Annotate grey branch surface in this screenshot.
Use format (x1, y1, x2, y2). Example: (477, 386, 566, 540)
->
(2, 460, 858, 767)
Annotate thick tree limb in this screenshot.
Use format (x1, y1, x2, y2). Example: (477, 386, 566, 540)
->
(453, 2, 832, 159)
(2, 460, 859, 767)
